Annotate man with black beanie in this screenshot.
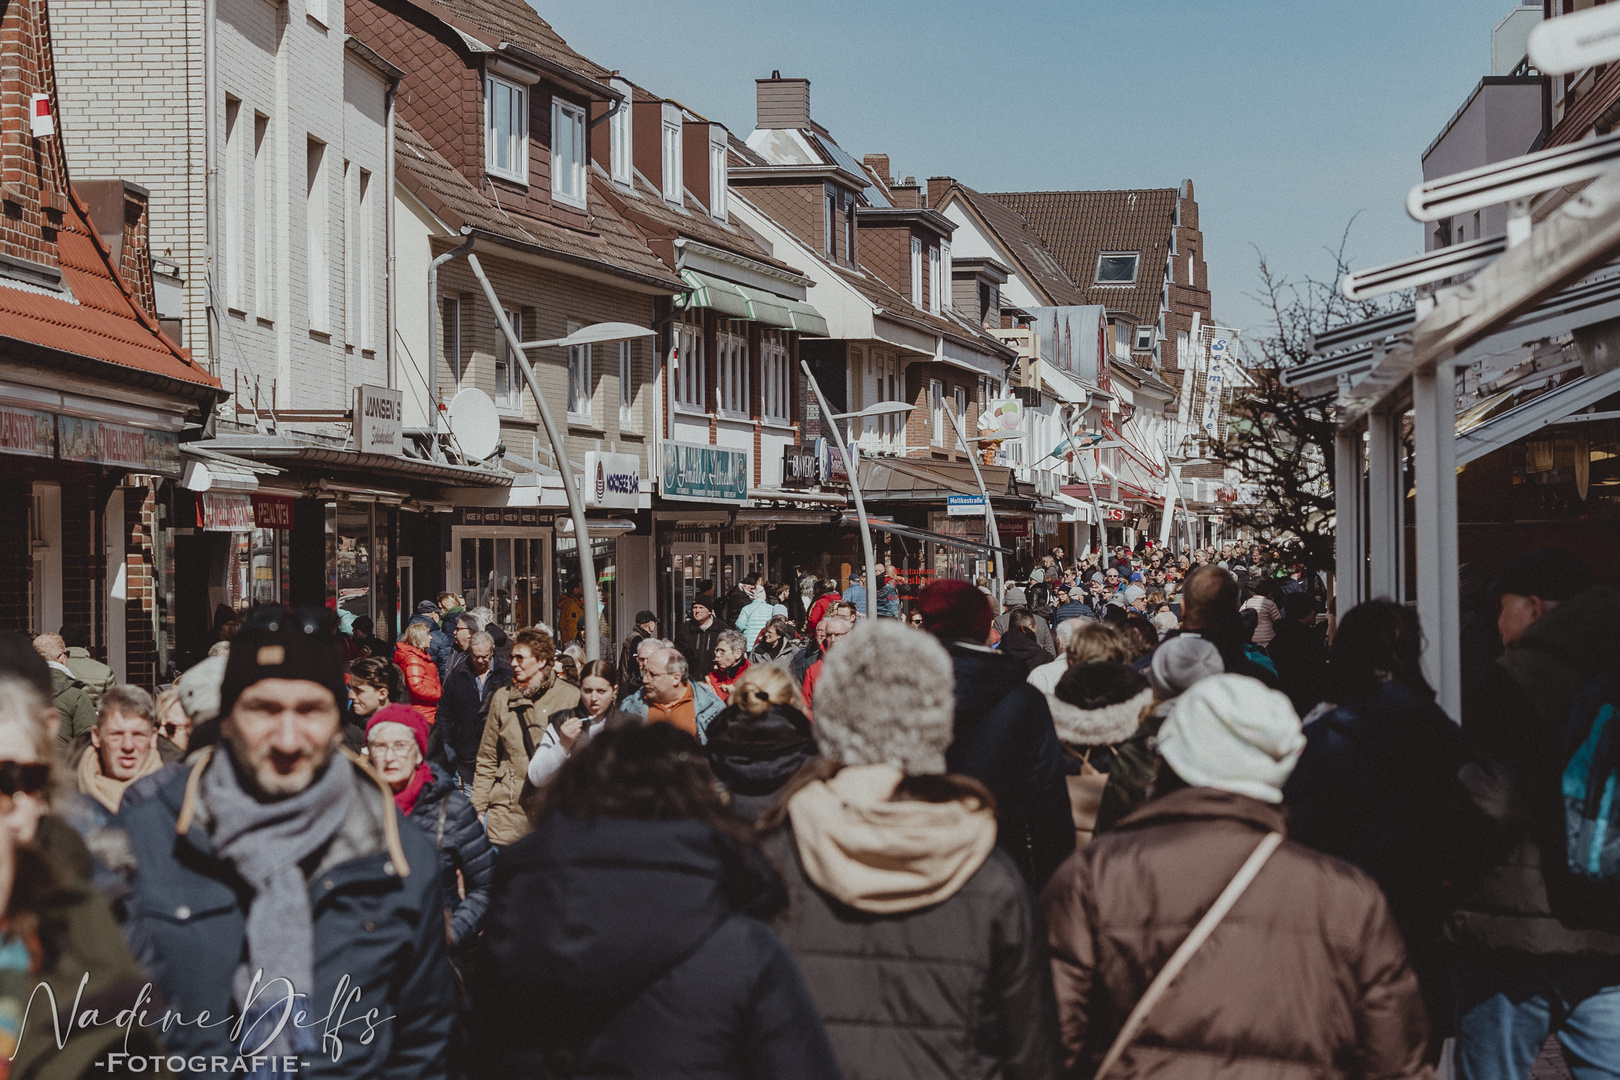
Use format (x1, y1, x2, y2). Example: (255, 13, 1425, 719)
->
(113, 607, 454, 1072)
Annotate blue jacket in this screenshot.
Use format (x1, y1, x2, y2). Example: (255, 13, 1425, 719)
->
(735, 598, 774, 649)
(841, 584, 867, 613)
(1052, 599, 1095, 626)
(469, 815, 840, 1079)
(618, 681, 726, 742)
(875, 584, 901, 619)
(116, 749, 454, 1077)
(408, 763, 496, 946)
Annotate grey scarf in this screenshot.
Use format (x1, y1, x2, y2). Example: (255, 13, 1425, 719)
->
(203, 747, 354, 1055)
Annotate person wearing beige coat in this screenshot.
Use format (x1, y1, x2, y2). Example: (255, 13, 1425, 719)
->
(470, 628, 579, 847)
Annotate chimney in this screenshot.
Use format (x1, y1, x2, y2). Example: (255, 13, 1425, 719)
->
(926, 176, 953, 209)
(890, 177, 922, 209)
(78, 178, 158, 318)
(756, 72, 810, 130)
(863, 154, 891, 185)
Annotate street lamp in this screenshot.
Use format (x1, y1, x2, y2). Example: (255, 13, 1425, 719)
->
(465, 253, 656, 662)
(941, 404, 1010, 606)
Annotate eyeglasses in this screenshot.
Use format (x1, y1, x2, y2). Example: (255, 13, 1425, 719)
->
(368, 740, 418, 760)
(157, 721, 189, 740)
(0, 761, 50, 797)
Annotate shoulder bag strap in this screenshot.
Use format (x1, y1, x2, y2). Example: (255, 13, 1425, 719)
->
(1093, 831, 1284, 1080)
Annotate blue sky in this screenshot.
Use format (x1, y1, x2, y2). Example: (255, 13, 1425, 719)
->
(536, 0, 1516, 337)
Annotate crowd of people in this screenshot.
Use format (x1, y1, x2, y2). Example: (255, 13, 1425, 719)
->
(0, 540, 1614, 1079)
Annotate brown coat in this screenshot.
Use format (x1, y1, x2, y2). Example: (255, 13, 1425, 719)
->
(1040, 786, 1431, 1080)
(470, 677, 580, 846)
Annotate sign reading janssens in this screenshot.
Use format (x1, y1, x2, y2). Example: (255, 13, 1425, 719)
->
(660, 442, 749, 504)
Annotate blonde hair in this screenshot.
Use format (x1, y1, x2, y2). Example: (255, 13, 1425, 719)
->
(0, 676, 60, 802)
(1064, 621, 1129, 666)
(729, 663, 804, 716)
(402, 620, 431, 649)
(155, 688, 183, 723)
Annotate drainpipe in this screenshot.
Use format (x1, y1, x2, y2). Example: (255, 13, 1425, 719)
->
(384, 73, 399, 391)
(203, 0, 219, 379)
(424, 230, 476, 461)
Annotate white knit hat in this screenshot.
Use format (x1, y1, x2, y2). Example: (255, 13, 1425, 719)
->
(812, 620, 956, 775)
(1156, 674, 1304, 804)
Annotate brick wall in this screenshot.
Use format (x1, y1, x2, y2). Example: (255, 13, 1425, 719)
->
(123, 481, 161, 688)
(1, 0, 74, 272)
(60, 483, 101, 637)
(735, 181, 823, 255)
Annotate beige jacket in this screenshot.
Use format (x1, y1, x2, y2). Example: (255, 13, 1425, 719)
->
(471, 677, 580, 846)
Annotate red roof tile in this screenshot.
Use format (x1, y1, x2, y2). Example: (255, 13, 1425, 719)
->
(937, 183, 1085, 307)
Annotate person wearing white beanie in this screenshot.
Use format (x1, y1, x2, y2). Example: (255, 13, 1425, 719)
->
(1155, 673, 1305, 804)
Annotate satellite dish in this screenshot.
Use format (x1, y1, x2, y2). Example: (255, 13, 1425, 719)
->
(447, 388, 501, 461)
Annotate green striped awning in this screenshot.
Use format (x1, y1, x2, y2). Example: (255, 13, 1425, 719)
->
(738, 285, 793, 328)
(785, 298, 829, 336)
(676, 269, 750, 319)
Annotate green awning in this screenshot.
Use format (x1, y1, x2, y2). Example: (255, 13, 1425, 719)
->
(785, 298, 829, 337)
(677, 269, 750, 319)
(738, 285, 793, 328)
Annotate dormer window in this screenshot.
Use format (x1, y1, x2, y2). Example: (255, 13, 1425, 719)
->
(609, 87, 632, 185)
(551, 98, 587, 208)
(844, 192, 856, 263)
(485, 75, 528, 184)
(1135, 324, 1154, 351)
(910, 237, 923, 307)
(928, 244, 941, 314)
(824, 186, 836, 257)
(660, 117, 682, 204)
(709, 139, 728, 221)
(939, 240, 951, 310)
(1094, 252, 1139, 285)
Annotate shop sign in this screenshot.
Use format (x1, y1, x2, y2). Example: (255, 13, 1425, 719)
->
(947, 494, 987, 516)
(660, 441, 749, 503)
(198, 492, 254, 532)
(996, 516, 1031, 538)
(354, 384, 404, 455)
(585, 450, 641, 509)
(814, 437, 848, 487)
(781, 444, 817, 488)
(252, 493, 296, 530)
(454, 506, 546, 527)
(1104, 505, 1128, 522)
(0, 405, 55, 458)
(56, 415, 180, 474)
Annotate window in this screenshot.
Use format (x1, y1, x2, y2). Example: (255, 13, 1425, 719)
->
(674, 313, 705, 410)
(716, 324, 749, 416)
(929, 378, 943, 445)
(709, 140, 728, 221)
(1134, 324, 1154, 351)
(618, 341, 633, 425)
(1114, 321, 1130, 358)
(443, 296, 463, 386)
(939, 240, 951, 310)
(551, 98, 586, 208)
(496, 308, 522, 410)
(253, 113, 272, 317)
(609, 93, 632, 185)
(306, 137, 329, 333)
(661, 119, 682, 203)
(1094, 252, 1139, 285)
(824, 187, 836, 257)
(929, 244, 942, 314)
(761, 331, 790, 422)
(485, 76, 528, 183)
(567, 321, 592, 422)
(952, 386, 967, 440)
(1165, 258, 1175, 285)
(911, 237, 924, 307)
(224, 98, 244, 309)
(343, 161, 356, 344)
(357, 169, 372, 349)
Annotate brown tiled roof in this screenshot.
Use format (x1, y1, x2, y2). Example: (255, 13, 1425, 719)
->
(395, 117, 680, 289)
(941, 183, 1085, 307)
(830, 263, 1013, 361)
(595, 164, 803, 276)
(984, 188, 1176, 324)
(418, 0, 607, 77)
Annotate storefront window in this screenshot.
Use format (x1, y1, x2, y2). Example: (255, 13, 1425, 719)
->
(658, 525, 719, 630)
(328, 503, 374, 624)
(459, 534, 547, 632)
(248, 528, 290, 606)
(555, 534, 616, 649)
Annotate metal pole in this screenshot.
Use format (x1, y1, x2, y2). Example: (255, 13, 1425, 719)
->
(801, 360, 877, 622)
(944, 403, 1004, 606)
(1158, 465, 1180, 549)
(426, 234, 476, 462)
(466, 253, 601, 662)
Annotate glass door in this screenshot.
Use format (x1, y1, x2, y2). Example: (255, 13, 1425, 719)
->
(455, 531, 550, 634)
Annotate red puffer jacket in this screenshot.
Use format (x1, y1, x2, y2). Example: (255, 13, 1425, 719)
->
(393, 640, 442, 724)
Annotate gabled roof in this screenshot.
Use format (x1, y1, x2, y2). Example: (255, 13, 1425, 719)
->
(394, 117, 681, 290)
(984, 188, 1177, 323)
(408, 0, 607, 78)
(937, 182, 1085, 307)
(828, 262, 1014, 361)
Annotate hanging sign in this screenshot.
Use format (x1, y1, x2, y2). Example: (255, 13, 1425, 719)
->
(0, 405, 56, 458)
(814, 437, 848, 486)
(781, 444, 817, 488)
(584, 450, 642, 509)
(660, 441, 749, 503)
(354, 384, 404, 455)
(996, 516, 1031, 538)
(251, 493, 296, 530)
(56, 416, 180, 474)
(197, 492, 255, 531)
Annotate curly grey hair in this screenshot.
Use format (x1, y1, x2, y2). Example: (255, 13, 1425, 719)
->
(811, 620, 956, 775)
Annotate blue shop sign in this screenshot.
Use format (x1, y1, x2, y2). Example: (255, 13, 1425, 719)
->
(660, 441, 750, 503)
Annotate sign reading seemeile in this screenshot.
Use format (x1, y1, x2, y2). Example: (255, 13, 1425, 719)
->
(354, 384, 404, 455)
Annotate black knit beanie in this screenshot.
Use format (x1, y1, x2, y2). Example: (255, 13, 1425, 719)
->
(217, 607, 350, 720)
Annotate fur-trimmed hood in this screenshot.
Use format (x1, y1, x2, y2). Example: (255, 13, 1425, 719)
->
(1048, 662, 1153, 749)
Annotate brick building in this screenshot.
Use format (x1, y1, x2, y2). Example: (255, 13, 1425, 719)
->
(0, 0, 221, 686)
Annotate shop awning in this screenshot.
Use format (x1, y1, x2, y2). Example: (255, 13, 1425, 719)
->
(839, 514, 1012, 555)
(738, 285, 793, 328)
(785, 298, 829, 337)
(1456, 366, 1620, 465)
(677, 269, 751, 320)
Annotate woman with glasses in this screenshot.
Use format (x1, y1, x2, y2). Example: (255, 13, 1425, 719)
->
(472, 629, 580, 847)
(153, 688, 193, 756)
(365, 703, 493, 948)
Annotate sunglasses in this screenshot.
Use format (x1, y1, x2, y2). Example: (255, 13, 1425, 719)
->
(158, 721, 187, 740)
(0, 761, 50, 798)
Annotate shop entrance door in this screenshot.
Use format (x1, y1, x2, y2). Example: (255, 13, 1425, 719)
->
(667, 543, 717, 626)
(721, 526, 767, 592)
(453, 530, 551, 634)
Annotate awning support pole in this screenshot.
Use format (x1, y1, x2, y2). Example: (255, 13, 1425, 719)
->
(1412, 362, 1462, 720)
(1365, 407, 1401, 601)
(1334, 424, 1366, 620)
(945, 402, 1004, 608)
(467, 253, 601, 663)
(801, 360, 877, 622)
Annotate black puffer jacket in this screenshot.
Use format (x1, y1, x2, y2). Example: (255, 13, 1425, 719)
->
(944, 642, 1074, 890)
(470, 815, 841, 1079)
(407, 762, 496, 946)
(705, 702, 819, 822)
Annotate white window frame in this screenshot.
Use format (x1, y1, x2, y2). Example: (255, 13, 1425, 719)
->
(444, 295, 463, 387)
(911, 237, 924, 307)
(929, 244, 942, 314)
(485, 75, 528, 184)
(253, 112, 273, 319)
(674, 313, 705, 411)
(825, 186, 836, 257)
(1094, 251, 1140, 285)
(939, 240, 952, 312)
(716, 324, 750, 418)
(496, 308, 522, 412)
(551, 98, 587, 209)
(660, 114, 682, 204)
(224, 97, 244, 311)
(618, 340, 634, 425)
(608, 80, 632, 186)
(709, 138, 728, 221)
(929, 378, 944, 445)
(567, 332, 592, 423)
(952, 385, 967, 437)
(761, 331, 790, 422)
(1134, 324, 1154, 351)
(306, 136, 329, 333)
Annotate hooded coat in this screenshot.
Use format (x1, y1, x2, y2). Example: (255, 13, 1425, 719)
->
(704, 702, 818, 822)
(763, 765, 1058, 1080)
(1041, 786, 1429, 1080)
(469, 815, 841, 1080)
(395, 639, 443, 724)
(408, 762, 496, 946)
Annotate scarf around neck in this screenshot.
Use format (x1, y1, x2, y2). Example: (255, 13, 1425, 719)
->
(393, 763, 433, 815)
(202, 747, 354, 1053)
(77, 741, 162, 814)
